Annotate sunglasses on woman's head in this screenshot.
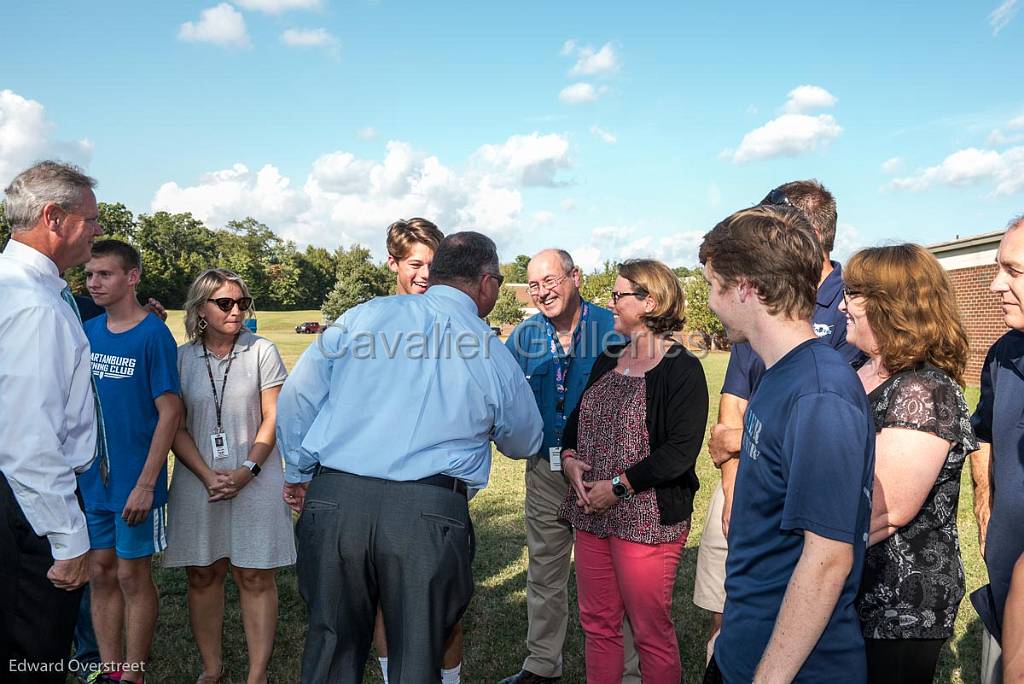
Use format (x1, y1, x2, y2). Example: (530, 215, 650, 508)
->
(207, 297, 253, 312)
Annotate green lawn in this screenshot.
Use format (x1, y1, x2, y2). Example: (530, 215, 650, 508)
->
(142, 311, 987, 683)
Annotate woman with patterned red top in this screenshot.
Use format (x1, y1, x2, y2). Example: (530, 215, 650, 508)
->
(562, 259, 709, 684)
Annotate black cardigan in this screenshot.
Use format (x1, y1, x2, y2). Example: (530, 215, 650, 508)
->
(562, 342, 710, 525)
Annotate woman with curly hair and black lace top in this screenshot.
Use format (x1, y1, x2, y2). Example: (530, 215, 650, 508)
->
(840, 243, 978, 683)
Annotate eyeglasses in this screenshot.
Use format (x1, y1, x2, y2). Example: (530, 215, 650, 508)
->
(207, 297, 253, 312)
(842, 287, 863, 304)
(610, 290, 647, 303)
(527, 273, 570, 295)
(764, 187, 795, 208)
(484, 272, 505, 286)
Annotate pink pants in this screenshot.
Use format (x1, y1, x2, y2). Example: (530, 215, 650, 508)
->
(574, 529, 685, 684)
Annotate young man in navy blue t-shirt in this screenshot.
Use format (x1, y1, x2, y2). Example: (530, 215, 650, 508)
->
(80, 240, 182, 682)
(699, 206, 874, 683)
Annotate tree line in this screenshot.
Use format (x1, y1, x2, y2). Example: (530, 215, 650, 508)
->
(1, 203, 724, 343)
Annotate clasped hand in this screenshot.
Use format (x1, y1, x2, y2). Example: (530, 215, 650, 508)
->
(204, 467, 252, 502)
(563, 455, 619, 515)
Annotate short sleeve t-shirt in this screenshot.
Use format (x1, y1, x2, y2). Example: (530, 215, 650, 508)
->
(716, 339, 875, 683)
(80, 313, 181, 512)
(721, 262, 862, 399)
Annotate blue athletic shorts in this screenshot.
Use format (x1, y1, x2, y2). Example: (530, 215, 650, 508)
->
(86, 506, 167, 559)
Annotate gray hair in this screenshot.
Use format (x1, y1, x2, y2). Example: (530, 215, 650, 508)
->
(3, 161, 97, 232)
(429, 231, 500, 286)
(183, 268, 254, 342)
(545, 248, 576, 274)
(1007, 213, 1024, 232)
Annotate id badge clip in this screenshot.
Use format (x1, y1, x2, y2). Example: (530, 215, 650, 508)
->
(210, 432, 230, 460)
(549, 447, 562, 472)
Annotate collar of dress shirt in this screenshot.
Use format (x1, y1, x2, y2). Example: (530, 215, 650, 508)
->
(2, 238, 66, 289)
(427, 284, 479, 317)
(190, 327, 257, 358)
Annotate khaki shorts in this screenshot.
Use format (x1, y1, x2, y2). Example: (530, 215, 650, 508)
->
(693, 482, 728, 613)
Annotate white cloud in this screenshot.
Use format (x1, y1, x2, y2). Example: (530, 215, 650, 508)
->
(831, 223, 865, 263)
(234, 0, 322, 13)
(782, 85, 837, 114)
(473, 132, 571, 187)
(560, 39, 577, 56)
(988, 114, 1024, 146)
(178, 4, 251, 48)
(559, 82, 604, 104)
(590, 124, 617, 144)
(569, 42, 619, 77)
(727, 113, 842, 164)
(990, 0, 1020, 35)
(881, 157, 904, 174)
(561, 198, 577, 211)
(573, 224, 703, 270)
(151, 135, 575, 254)
(889, 146, 1024, 195)
(357, 126, 378, 140)
(532, 210, 555, 224)
(280, 28, 339, 54)
(0, 89, 93, 189)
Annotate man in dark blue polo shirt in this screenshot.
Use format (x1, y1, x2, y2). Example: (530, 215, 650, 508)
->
(970, 213, 1024, 684)
(699, 205, 874, 683)
(693, 180, 863, 650)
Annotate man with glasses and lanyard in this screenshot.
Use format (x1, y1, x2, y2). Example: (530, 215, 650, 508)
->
(500, 249, 637, 684)
(693, 180, 864, 661)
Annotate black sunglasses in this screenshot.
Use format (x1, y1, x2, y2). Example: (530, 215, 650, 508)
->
(485, 272, 505, 286)
(207, 297, 253, 312)
(763, 187, 795, 208)
(842, 287, 863, 302)
(610, 290, 647, 303)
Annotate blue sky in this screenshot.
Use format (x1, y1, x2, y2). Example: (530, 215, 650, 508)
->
(2, 0, 1022, 270)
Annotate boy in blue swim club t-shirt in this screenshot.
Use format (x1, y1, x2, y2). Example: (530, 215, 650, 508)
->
(699, 206, 874, 683)
(79, 240, 182, 681)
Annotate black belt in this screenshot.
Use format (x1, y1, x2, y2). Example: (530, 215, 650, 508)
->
(316, 465, 468, 498)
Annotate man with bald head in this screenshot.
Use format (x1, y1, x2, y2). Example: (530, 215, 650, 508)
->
(500, 249, 638, 684)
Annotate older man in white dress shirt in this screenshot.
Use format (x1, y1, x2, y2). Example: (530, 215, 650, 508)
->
(0, 161, 104, 681)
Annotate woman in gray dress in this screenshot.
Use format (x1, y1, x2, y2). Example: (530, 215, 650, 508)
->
(166, 268, 295, 684)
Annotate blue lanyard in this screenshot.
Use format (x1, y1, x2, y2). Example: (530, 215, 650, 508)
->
(544, 301, 588, 433)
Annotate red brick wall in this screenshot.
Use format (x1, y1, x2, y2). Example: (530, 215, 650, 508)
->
(948, 263, 1005, 386)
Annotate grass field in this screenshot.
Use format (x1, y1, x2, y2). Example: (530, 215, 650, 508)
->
(140, 310, 988, 683)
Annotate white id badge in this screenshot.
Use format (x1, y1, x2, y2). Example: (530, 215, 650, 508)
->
(549, 447, 562, 472)
(210, 432, 230, 460)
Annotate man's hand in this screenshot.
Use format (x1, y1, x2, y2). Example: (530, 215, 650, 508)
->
(722, 486, 734, 539)
(709, 423, 742, 468)
(122, 486, 155, 526)
(144, 297, 168, 322)
(563, 453, 592, 507)
(971, 443, 993, 557)
(976, 498, 991, 557)
(283, 482, 309, 513)
(48, 551, 90, 591)
(721, 458, 739, 539)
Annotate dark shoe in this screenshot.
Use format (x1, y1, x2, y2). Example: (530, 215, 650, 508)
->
(497, 671, 561, 684)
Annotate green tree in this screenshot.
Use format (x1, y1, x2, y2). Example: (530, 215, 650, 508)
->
(295, 245, 338, 309)
(98, 202, 136, 242)
(580, 260, 618, 307)
(489, 285, 525, 327)
(683, 275, 726, 350)
(321, 244, 391, 321)
(0, 202, 10, 250)
(500, 254, 531, 283)
(134, 211, 219, 307)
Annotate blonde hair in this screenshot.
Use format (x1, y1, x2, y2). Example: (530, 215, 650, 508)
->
(618, 259, 687, 335)
(183, 268, 254, 342)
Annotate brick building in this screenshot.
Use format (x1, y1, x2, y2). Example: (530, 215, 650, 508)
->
(928, 230, 1005, 386)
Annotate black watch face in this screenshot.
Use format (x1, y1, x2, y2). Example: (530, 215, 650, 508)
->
(613, 483, 627, 497)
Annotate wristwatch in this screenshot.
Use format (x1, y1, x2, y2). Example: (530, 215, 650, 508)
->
(611, 475, 631, 500)
(242, 460, 261, 477)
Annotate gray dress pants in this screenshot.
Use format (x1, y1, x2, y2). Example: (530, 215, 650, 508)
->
(296, 471, 474, 683)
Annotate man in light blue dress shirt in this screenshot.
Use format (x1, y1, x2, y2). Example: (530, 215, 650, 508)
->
(277, 231, 543, 683)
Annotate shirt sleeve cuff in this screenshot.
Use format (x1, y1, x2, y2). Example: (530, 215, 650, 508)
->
(47, 528, 91, 561)
(285, 461, 314, 484)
